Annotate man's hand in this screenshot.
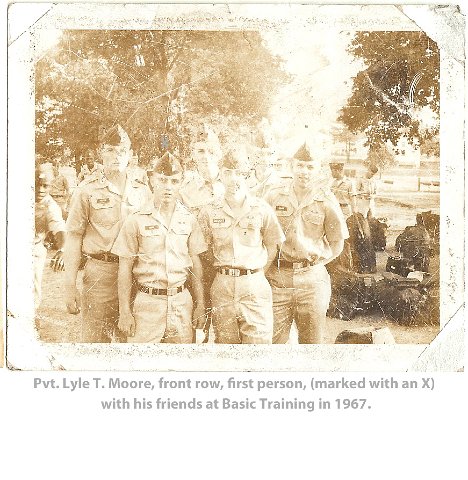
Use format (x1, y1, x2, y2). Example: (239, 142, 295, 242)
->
(192, 303, 206, 329)
(65, 285, 81, 314)
(50, 250, 65, 272)
(118, 311, 136, 337)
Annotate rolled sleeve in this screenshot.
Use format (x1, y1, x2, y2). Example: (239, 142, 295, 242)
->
(261, 203, 285, 246)
(66, 188, 89, 235)
(196, 207, 213, 246)
(324, 200, 349, 242)
(111, 215, 139, 258)
(188, 218, 208, 257)
(46, 199, 66, 235)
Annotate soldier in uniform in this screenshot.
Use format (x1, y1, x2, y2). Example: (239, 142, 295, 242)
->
(179, 140, 224, 213)
(34, 168, 66, 308)
(49, 164, 71, 219)
(64, 124, 152, 343)
(179, 138, 225, 342)
(327, 160, 356, 274)
(77, 150, 104, 183)
(355, 164, 379, 219)
(329, 161, 356, 218)
(111, 152, 206, 343)
(265, 144, 349, 344)
(198, 149, 285, 344)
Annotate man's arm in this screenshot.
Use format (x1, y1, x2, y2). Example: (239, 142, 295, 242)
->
(190, 254, 206, 329)
(261, 201, 285, 272)
(117, 257, 136, 337)
(50, 231, 66, 272)
(321, 239, 344, 266)
(264, 239, 280, 272)
(63, 232, 83, 314)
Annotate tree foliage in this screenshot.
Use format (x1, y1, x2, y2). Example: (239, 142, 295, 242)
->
(35, 30, 289, 166)
(339, 31, 439, 150)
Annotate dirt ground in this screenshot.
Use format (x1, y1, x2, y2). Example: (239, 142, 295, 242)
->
(35, 191, 440, 345)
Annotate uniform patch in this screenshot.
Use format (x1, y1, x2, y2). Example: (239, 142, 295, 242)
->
(276, 205, 288, 212)
(145, 224, 159, 230)
(97, 198, 111, 204)
(213, 218, 225, 224)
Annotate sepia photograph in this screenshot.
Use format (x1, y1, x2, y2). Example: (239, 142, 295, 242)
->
(6, 4, 464, 370)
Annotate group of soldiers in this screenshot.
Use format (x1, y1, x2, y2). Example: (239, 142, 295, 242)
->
(35, 123, 380, 345)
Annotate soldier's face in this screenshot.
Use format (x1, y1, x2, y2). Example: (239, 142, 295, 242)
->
(220, 167, 248, 197)
(193, 144, 218, 181)
(293, 159, 321, 188)
(35, 177, 51, 202)
(330, 166, 344, 179)
(255, 156, 275, 180)
(151, 172, 183, 204)
(99, 142, 131, 173)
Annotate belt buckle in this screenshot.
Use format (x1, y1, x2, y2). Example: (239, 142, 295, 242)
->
(167, 286, 177, 296)
(229, 268, 240, 277)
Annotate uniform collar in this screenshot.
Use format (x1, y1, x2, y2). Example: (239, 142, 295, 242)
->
(288, 175, 330, 207)
(221, 193, 258, 219)
(96, 170, 142, 195)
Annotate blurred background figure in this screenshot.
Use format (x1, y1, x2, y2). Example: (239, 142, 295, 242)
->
(77, 149, 103, 183)
(355, 164, 379, 219)
(128, 152, 149, 185)
(179, 137, 224, 213)
(326, 160, 356, 276)
(49, 164, 70, 220)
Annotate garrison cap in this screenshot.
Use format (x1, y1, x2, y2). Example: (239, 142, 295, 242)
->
(98, 124, 131, 147)
(220, 148, 250, 173)
(329, 159, 345, 169)
(151, 151, 183, 176)
(293, 143, 315, 162)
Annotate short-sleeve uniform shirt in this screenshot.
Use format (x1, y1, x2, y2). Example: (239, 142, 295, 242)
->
(265, 181, 349, 263)
(66, 171, 152, 254)
(331, 176, 356, 217)
(198, 195, 285, 270)
(35, 194, 66, 243)
(111, 201, 207, 289)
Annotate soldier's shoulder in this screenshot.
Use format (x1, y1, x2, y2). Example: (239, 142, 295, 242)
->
(77, 172, 105, 190)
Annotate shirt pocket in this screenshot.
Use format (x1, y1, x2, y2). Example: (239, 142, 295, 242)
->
(139, 225, 165, 255)
(210, 216, 232, 246)
(170, 221, 191, 256)
(301, 210, 325, 239)
(89, 194, 119, 228)
(273, 203, 293, 231)
(238, 215, 262, 247)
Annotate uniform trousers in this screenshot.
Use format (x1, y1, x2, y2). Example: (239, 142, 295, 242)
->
(81, 258, 128, 343)
(267, 264, 331, 344)
(131, 288, 193, 343)
(210, 270, 273, 344)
